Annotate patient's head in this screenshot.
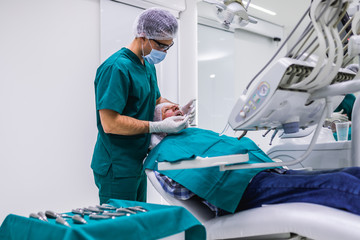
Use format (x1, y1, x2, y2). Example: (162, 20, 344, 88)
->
(153, 103, 184, 121)
(150, 103, 185, 149)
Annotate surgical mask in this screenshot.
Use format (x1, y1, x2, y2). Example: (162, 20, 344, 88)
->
(142, 40, 167, 64)
(143, 49, 167, 64)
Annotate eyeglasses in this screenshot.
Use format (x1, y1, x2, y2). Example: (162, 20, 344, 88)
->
(150, 39, 174, 51)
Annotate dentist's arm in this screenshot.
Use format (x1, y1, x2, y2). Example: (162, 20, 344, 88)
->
(99, 109, 189, 135)
(100, 109, 149, 135)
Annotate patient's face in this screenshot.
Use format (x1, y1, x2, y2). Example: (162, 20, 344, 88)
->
(162, 104, 184, 120)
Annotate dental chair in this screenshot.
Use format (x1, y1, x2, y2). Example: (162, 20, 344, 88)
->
(147, 0, 360, 239)
(146, 169, 360, 240)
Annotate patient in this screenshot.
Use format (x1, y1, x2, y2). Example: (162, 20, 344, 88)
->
(145, 104, 360, 217)
(149, 103, 185, 149)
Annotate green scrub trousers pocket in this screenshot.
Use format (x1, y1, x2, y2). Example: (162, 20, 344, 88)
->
(93, 166, 147, 204)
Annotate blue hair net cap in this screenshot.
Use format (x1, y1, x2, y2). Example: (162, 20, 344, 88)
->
(134, 8, 178, 40)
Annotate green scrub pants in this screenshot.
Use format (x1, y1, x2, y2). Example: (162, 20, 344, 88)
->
(93, 165, 147, 204)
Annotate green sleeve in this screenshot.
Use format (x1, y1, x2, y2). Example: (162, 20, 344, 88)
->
(155, 83, 160, 100)
(334, 94, 356, 120)
(95, 64, 129, 114)
(151, 65, 161, 100)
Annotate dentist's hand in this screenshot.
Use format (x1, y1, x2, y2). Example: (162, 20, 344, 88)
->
(329, 109, 349, 122)
(180, 99, 196, 124)
(149, 115, 189, 134)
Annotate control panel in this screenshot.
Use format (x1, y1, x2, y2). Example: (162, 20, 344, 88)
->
(235, 81, 270, 123)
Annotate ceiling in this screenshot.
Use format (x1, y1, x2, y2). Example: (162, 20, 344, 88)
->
(197, 0, 312, 30)
(243, 0, 311, 28)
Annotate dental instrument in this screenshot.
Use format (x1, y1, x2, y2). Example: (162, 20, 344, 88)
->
(127, 206, 148, 212)
(72, 208, 85, 216)
(96, 204, 117, 210)
(116, 208, 137, 215)
(44, 210, 58, 219)
(102, 212, 128, 217)
(55, 216, 70, 227)
(89, 214, 114, 220)
(37, 212, 48, 222)
(29, 213, 47, 222)
(72, 215, 87, 224)
(83, 206, 104, 213)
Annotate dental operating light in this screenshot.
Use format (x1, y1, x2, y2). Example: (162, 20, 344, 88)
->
(202, 0, 257, 29)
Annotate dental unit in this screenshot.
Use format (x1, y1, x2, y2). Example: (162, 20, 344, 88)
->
(148, 0, 360, 239)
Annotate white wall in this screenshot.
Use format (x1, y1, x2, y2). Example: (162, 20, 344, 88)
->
(0, 0, 199, 224)
(100, 0, 181, 103)
(0, 0, 100, 224)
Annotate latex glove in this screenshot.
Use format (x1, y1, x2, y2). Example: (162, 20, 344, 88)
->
(149, 115, 189, 134)
(330, 110, 349, 122)
(180, 99, 196, 123)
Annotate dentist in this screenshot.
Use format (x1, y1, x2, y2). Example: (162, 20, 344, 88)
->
(91, 8, 193, 204)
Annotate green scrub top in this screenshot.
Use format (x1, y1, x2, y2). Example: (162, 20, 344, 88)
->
(334, 94, 356, 121)
(92, 48, 160, 178)
(144, 128, 276, 213)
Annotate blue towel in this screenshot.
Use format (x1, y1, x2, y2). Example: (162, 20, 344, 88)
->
(144, 128, 276, 213)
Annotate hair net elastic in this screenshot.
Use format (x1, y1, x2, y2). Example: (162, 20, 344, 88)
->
(153, 103, 173, 121)
(133, 8, 178, 40)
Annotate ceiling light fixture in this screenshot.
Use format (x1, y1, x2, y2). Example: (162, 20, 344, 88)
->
(242, 1, 277, 16)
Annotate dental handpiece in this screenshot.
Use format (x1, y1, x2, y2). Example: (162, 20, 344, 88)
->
(45, 210, 59, 219)
(72, 208, 85, 217)
(116, 208, 136, 214)
(45, 210, 71, 219)
(262, 129, 272, 137)
(84, 206, 104, 213)
(89, 214, 114, 220)
(102, 212, 128, 217)
(29, 213, 47, 222)
(56, 216, 71, 227)
(269, 129, 279, 146)
(37, 211, 48, 222)
(127, 206, 148, 212)
(72, 215, 87, 224)
(96, 204, 117, 210)
(72, 208, 92, 215)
